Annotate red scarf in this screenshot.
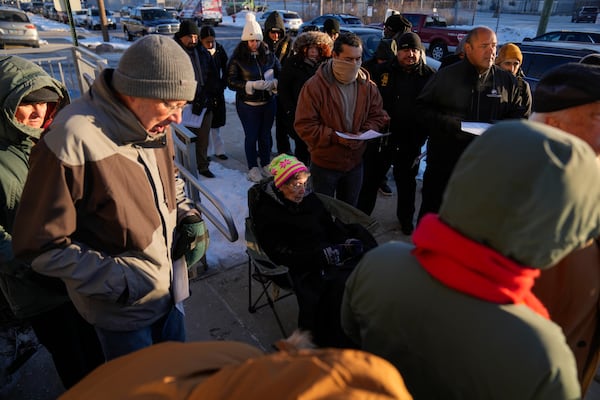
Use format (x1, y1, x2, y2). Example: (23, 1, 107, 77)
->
(412, 214, 549, 319)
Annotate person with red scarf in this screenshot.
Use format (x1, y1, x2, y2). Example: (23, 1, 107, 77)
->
(341, 119, 600, 399)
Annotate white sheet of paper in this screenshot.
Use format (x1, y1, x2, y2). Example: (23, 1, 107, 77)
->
(172, 257, 190, 304)
(335, 129, 391, 141)
(264, 68, 274, 81)
(181, 104, 206, 129)
(461, 122, 492, 136)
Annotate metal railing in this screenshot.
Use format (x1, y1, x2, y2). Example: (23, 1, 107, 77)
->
(171, 124, 239, 242)
(27, 45, 239, 243)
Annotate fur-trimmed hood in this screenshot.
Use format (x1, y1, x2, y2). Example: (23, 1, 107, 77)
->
(292, 31, 333, 58)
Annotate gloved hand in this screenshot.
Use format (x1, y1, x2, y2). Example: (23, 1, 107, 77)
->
(256, 80, 274, 91)
(192, 100, 204, 115)
(323, 239, 364, 266)
(172, 215, 209, 269)
(323, 244, 344, 266)
(264, 79, 278, 93)
(343, 238, 364, 259)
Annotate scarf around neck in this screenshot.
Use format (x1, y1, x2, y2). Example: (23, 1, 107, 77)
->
(412, 214, 549, 319)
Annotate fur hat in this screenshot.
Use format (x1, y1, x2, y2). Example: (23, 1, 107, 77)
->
(396, 32, 423, 50)
(269, 154, 308, 188)
(292, 31, 333, 58)
(112, 35, 197, 101)
(242, 13, 263, 41)
(496, 43, 522, 65)
(533, 62, 600, 113)
(384, 14, 412, 34)
(175, 20, 199, 39)
(323, 18, 340, 35)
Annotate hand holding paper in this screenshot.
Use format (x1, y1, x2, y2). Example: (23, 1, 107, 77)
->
(336, 130, 391, 141)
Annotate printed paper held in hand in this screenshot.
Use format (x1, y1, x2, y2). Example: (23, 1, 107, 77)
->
(461, 122, 492, 136)
(172, 258, 190, 304)
(336, 129, 391, 140)
(181, 104, 206, 128)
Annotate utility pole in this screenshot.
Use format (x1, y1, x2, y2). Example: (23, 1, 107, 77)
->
(536, 0, 553, 36)
(97, 0, 110, 42)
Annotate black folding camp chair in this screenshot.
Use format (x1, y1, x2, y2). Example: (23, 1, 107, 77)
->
(246, 216, 295, 337)
(245, 182, 380, 338)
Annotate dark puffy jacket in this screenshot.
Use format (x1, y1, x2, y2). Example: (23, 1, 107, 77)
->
(278, 31, 333, 130)
(227, 42, 281, 103)
(371, 57, 435, 148)
(416, 59, 528, 166)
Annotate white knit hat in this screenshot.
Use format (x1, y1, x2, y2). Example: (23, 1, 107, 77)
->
(241, 13, 263, 41)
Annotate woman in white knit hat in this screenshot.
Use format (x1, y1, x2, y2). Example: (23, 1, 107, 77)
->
(227, 12, 281, 183)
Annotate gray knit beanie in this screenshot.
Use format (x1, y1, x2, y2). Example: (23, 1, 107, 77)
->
(112, 35, 197, 101)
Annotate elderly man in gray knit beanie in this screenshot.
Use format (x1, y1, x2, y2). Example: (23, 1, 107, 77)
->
(13, 35, 207, 362)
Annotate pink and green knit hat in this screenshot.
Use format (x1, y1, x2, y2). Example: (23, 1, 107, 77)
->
(269, 154, 309, 188)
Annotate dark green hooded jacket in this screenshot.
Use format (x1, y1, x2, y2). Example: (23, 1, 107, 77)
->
(0, 55, 69, 319)
(342, 120, 600, 399)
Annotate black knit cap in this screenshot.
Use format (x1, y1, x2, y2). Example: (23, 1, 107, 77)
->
(175, 20, 200, 39)
(384, 14, 412, 34)
(533, 63, 600, 113)
(396, 32, 423, 50)
(323, 18, 340, 35)
(21, 87, 61, 104)
(200, 25, 215, 39)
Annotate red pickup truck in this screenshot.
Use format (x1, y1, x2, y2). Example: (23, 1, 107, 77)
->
(402, 13, 469, 61)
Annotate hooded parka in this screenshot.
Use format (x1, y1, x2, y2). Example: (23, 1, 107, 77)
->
(0, 55, 69, 319)
(342, 120, 600, 400)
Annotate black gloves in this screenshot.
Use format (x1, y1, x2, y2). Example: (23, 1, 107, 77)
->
(322, 239, 364, 266)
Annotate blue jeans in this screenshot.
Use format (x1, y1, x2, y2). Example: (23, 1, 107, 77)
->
(94, 305, 185, 361)
(236, 98, 276, 169)
(310, 162, 363, 207)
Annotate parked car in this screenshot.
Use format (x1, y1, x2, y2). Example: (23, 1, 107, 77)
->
(343, 25, 440, 69)
(572, 6, 598, 23)
(73, 9, 88, 26)
(121, 6, 180, 41)
(257, 10, 303, 34)
(164, 6, 179, 19)
(299, 13, 362, 33)
(0, 6, 40, 48)
(402, 13, 469, 60)
(523, 30, 600, 45)
(225, 1, 265, 16)
(516, 41, 600, 90)
(29, 1, 44, 14)
(85, 8, 116, 30)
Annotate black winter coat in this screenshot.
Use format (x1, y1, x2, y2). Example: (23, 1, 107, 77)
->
(227, 43, 281, 103)
(210, 42, 229, 128)
(176, 39, 220, 112)
(371, 58, 436, 149)
(416, 59, 529, 166)
(278, 56, 320, 132)
(252, 181, 375, 276)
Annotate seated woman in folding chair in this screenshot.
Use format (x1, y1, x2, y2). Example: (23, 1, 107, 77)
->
(251, 154, 377, 348)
